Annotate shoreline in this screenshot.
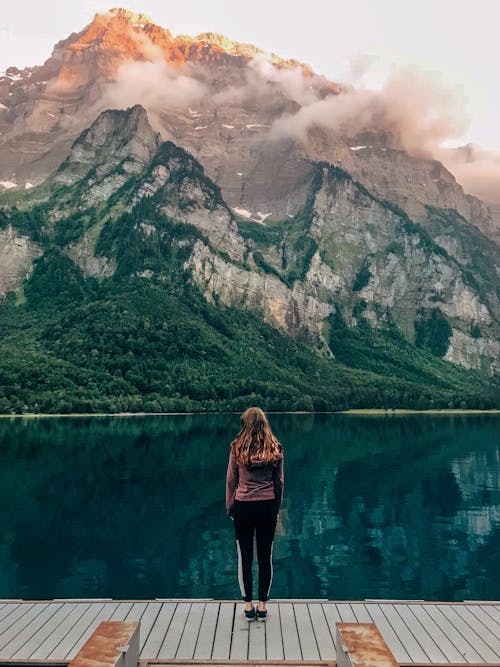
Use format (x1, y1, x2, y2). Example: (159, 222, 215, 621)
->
(0, 408, 498, 418)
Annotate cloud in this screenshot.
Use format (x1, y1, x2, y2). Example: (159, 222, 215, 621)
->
(270, 63, 469, 158)
(438, 145, 500, 204)
(98, 60, 207, 114)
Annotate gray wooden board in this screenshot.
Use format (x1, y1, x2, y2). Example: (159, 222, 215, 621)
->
(367, 603, 411, 663)
(193, 602, 219, 659)
(175, 602, 205, 659)
(423, 604, 484, 663)
(108, 601, 134, 621)
(140, 602, 176, 659)
(137, 602, 162, 654)
(443, 604, 500, 663)
(350, 603, 373, 623)
(1, 602, 62, 658)
(307, 603, 335, 660)
(15, 602, 79, 660)
(279, 602, 301, 659)
(248, 612, 265, 660)
(264, 603, 283, 661)
(56, 601, 115, 661)
(125, 601, 148, 623)
(321, 602, 342, 654)
(0, 603, 50, 652)
(230, 602, 250, 660)
(158, 601, 192, 659)
(471, 605, 500, 635)
(293, 603, 319, 660)
(460, 606, 500, 653)
(393, 604, 448, 664)
(211, 602, 234, 659)
(29, 602, 92, 660)
(0, 603, 36, 641)
(0, 604, 22, 625)
(405, 604, 465, 664)
(379, 603, 433, 664)
(336, 602, 357, 623)
(0, 604, 34, 647)
(481, 605, 500, 625)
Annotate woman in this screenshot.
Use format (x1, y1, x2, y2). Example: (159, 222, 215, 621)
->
(226, 407, 284, 620)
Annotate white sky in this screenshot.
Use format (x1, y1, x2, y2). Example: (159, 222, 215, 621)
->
(1, 0, 499, 150)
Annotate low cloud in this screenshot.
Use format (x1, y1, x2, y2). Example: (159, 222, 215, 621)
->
(438, 145, 500, 204)
(270, 65, 469, 158)
(98, 60, 207, 114)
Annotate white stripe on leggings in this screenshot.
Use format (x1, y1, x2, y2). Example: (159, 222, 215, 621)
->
(266, 540, 274, 599)
(236, 539, 246, 598)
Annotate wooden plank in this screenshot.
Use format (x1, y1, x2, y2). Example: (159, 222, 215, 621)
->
(137, 602, 162, 654)
(307, 603, 335, 660)
(248, 610, 265, 660)
(478, 605, 500, 631)
(54, 601, 115, 661)
(393, 603, 448, 664)
(67, 620, 139, 667)
(0, 603, 35, 639)
(211, 602, 234, 659)
(451, 605, 500, 659)
(0, 604, 22, 625)
(175, 602, 205, 659)
(108, 602, 134, 621)
(29, 602, 92, 660)
(336, 603, 357, 623)
(441, 604, 500, 662)
(424, 604, 484, 663)
(264, 602, 283, 661)
(15, 602, 79, 660)
(480, 604, 500, 626)
(464, 604, 500, 648)
(158, 602, 192, 659)
(321, 602, 342, 653)
(336, 622, 399, 667)
(279, 602, 301, 659)
(125, 601, 148, 622)
(293, 602, 319, 660)
(140, 602, 176, 660)
(230, 602, 250, 659)
(365, 603, 411, 664)
(349, 603, 373, 623)
(405, 603, 465, 664)
(1, 602, 62, 658)
(379, 603, 434, 664)
(0, 603, 50, 652)
(193, 602, 219, 659)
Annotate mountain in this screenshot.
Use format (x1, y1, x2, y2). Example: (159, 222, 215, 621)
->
(0, 11, 498, 412)
(1, 8, 498, 242)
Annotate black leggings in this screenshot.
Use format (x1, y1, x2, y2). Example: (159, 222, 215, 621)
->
(233, 499, 278, 602)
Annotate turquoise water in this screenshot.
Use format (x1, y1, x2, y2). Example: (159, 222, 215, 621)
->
(0, 413, 498, 601)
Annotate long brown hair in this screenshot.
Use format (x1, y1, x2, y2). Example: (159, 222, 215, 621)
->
(231, 407, 283, 466)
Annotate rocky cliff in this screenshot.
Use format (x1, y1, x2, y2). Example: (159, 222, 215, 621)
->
(1, 105, 497, 378)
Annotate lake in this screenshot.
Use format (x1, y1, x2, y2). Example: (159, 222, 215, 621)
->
(0, 413, 498, 602)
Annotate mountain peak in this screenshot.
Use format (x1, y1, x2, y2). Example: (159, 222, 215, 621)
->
(106, 8, 154, 24)
(56, 104, 161, 185)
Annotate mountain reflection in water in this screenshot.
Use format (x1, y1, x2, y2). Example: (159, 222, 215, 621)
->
(0, 413, 498, 601)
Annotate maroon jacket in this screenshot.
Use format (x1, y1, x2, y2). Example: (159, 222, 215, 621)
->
(226, 448, 284, 516)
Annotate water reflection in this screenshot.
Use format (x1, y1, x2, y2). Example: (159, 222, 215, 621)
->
(0, 414, 498, 601)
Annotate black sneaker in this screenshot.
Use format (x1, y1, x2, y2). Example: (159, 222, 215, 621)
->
(244, 606, 256, 621)
(256, 608, 267, 620)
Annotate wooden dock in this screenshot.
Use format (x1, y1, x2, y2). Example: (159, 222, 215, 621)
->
(0, 599, 498, 665)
